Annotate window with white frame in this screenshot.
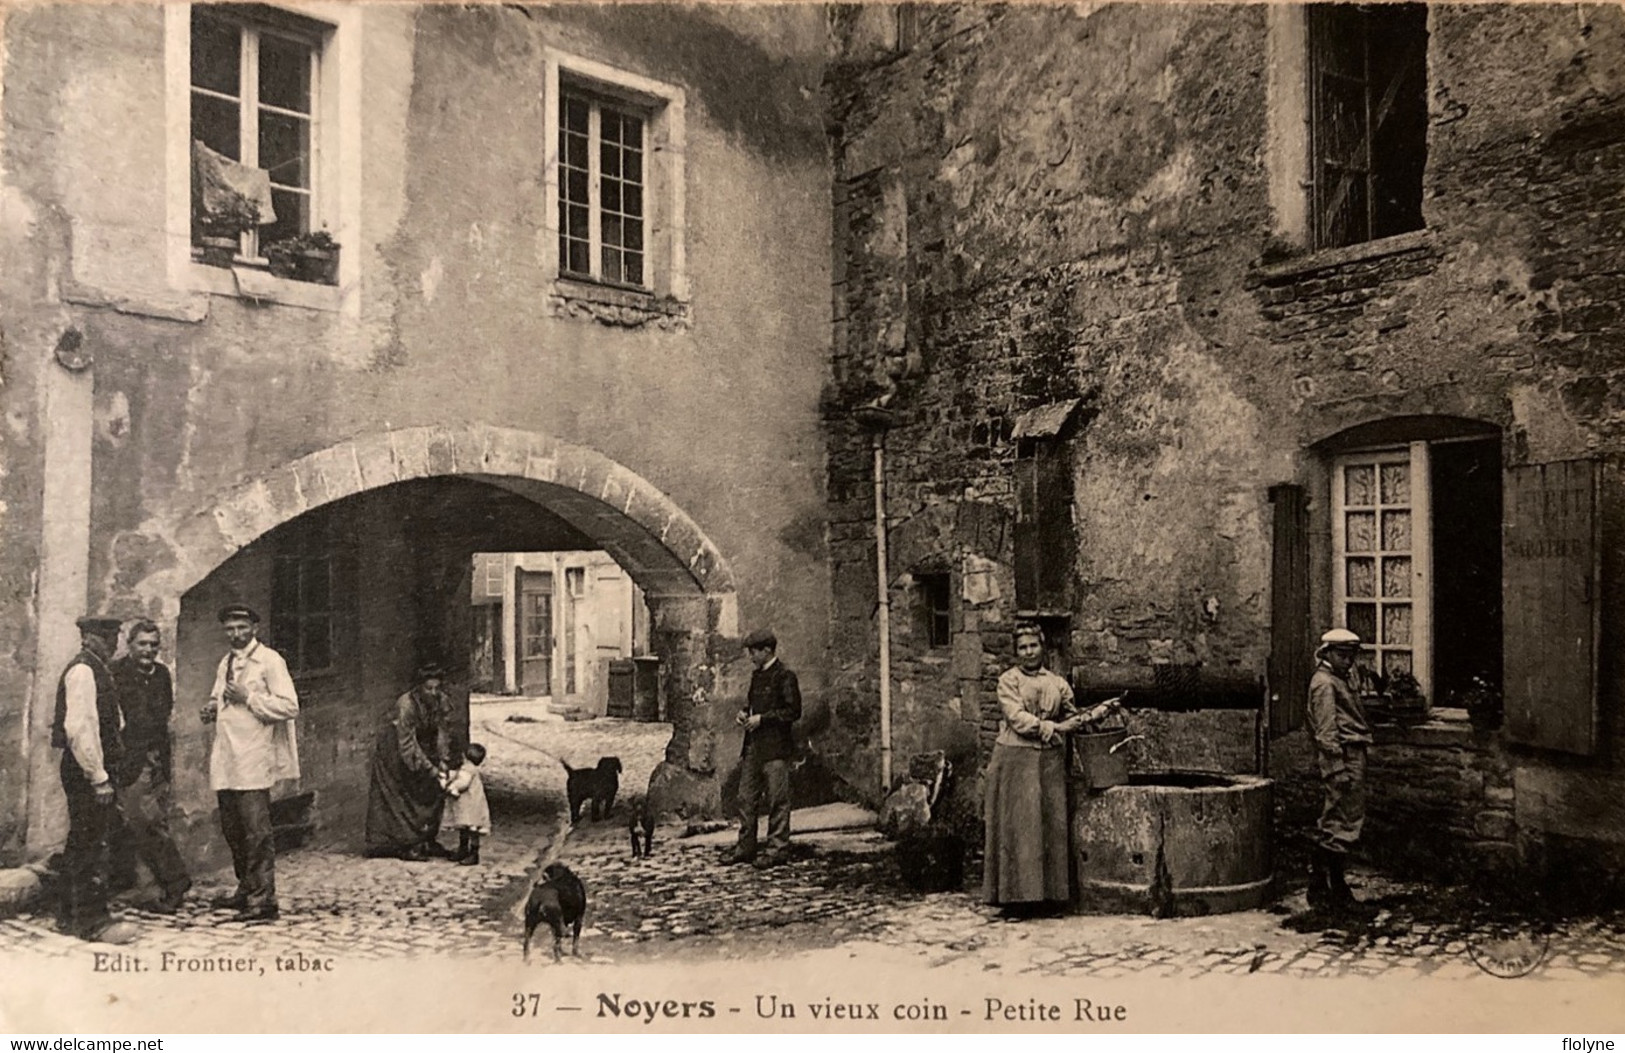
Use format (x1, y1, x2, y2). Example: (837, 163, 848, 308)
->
(1332, 447, 1430, 692)
(477, 554, 506, 603)
(544, 51, 686, 305)
(190, 4, 328, 260)
(559, 92, 648, 288)
(1330, 435, 1503, 706)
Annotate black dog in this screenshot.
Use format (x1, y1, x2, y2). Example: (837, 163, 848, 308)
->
(522, 862, 587, 963)
(627, 797, 656, 859)
(562, 756, 622, 822)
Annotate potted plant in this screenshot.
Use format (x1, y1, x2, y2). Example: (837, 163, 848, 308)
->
(1455, 675, 1504, 732)
(195, 190, 260, 268)
(266, 228, 341, 285)
(264, 240, 301, 281)
(1385, 670, 1430, 725)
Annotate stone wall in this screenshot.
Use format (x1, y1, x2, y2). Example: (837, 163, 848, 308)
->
(821, 1, 1625, 888)
(1365, 722, 1518, 879)
(0, 3, 834, 860)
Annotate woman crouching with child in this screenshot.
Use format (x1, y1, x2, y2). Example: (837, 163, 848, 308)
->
(983, 623, 1120, 917)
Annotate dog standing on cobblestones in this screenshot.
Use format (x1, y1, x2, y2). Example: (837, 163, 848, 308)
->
(523, 861, 587, 963)
(562, 757, 622, 823)
(627, 797, 656, 858)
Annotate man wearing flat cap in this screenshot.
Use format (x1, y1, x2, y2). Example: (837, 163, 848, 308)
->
(723, 629, 802, 869)
(201, 604, 299, 922)
(1305, 627, 1374, 912)
(51, 616, 138, 944)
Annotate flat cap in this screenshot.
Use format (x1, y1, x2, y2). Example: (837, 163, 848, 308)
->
(217, 604, 261, 624)
(414, 662, 447, 682)
(76, 616, 124, 636)
(1319, 628, 1362, 647)
(741, 628, 778, 651)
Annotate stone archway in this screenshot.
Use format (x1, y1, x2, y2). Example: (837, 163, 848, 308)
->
(158, 425, 735, 604)
(114, 423, 743, 818)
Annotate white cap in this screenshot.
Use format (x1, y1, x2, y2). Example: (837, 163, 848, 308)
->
(1319, 628, 1362, 647)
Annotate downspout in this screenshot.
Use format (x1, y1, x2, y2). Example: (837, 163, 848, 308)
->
(873, 431, 893, 797)
(854, 403, 896, 797)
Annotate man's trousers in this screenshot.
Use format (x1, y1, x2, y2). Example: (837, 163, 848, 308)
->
(216, 789, 277, 908)
(736, 748, 791, 856)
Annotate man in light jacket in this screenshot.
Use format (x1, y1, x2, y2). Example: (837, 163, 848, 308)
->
(1305, 627, 1373, 913)
(200, 604, 299, 923)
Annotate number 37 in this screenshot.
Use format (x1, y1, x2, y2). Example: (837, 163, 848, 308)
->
(512, 993, 540, 1017)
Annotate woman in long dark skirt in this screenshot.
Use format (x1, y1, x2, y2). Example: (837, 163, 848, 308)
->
(983, 625, 1103, 916)
(364, 664, 452, 861)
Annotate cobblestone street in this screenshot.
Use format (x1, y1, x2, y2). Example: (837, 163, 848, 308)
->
(2, 705, 1624, 984)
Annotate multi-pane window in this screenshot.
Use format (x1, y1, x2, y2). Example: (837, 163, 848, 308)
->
(1328, 436, 1508, 709)
(522, 592, 551, 660)
(471, 553, 505, 603)
(190, 5, 319, 255)
(559, 91, 647, 288)
(1332, 447, 1431, 694)
(1307, 4, 1428, 249)
(272, 550, 333, 675)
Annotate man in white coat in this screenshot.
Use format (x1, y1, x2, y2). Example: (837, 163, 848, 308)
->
(200, 604, 298, 923)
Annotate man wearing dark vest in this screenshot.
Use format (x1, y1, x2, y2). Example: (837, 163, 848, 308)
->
(722, 629, 802, 870)
(52, 616, 139, 944)
(110, 620, 191, 913)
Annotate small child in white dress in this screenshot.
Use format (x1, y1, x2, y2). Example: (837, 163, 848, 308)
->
(441, 742, 490, 866)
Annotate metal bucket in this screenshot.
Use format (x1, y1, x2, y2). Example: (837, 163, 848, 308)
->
(1069, 727, 1130, 791)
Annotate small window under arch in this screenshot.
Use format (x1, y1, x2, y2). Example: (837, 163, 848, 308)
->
(915, 571, 952, 649)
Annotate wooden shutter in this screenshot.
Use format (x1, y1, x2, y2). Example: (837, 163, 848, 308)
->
(1013, 438, 1074, 612)
(1036, 441, 1072, 609)
(1014, 452, 1039, 611)
(1268, 484, 1312, 737)
(1503, 460, 1600, 754)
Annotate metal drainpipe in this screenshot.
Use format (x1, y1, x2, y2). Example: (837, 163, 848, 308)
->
(872, 431, 893, 797)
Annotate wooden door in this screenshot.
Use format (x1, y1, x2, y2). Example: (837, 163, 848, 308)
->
(518, 569, 554, 696)
(1503, 459, 1599, 754)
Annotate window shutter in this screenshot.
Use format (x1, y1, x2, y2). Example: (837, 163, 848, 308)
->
(1268, 484, 1312, 737)
(1503, 459, 1600, 754)
(1036, 442, 1073, 609)
(1014, 453, 1040, 610)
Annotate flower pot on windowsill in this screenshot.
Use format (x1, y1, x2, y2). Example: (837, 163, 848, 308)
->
(1452, 676, 1502, 732)
(198, 235, 240, 268)
(1467, 703, 1504, 732)
(1365, 691, 1431, 727)
(295, 248, 339, 286)
(265, 248, 301, 281)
